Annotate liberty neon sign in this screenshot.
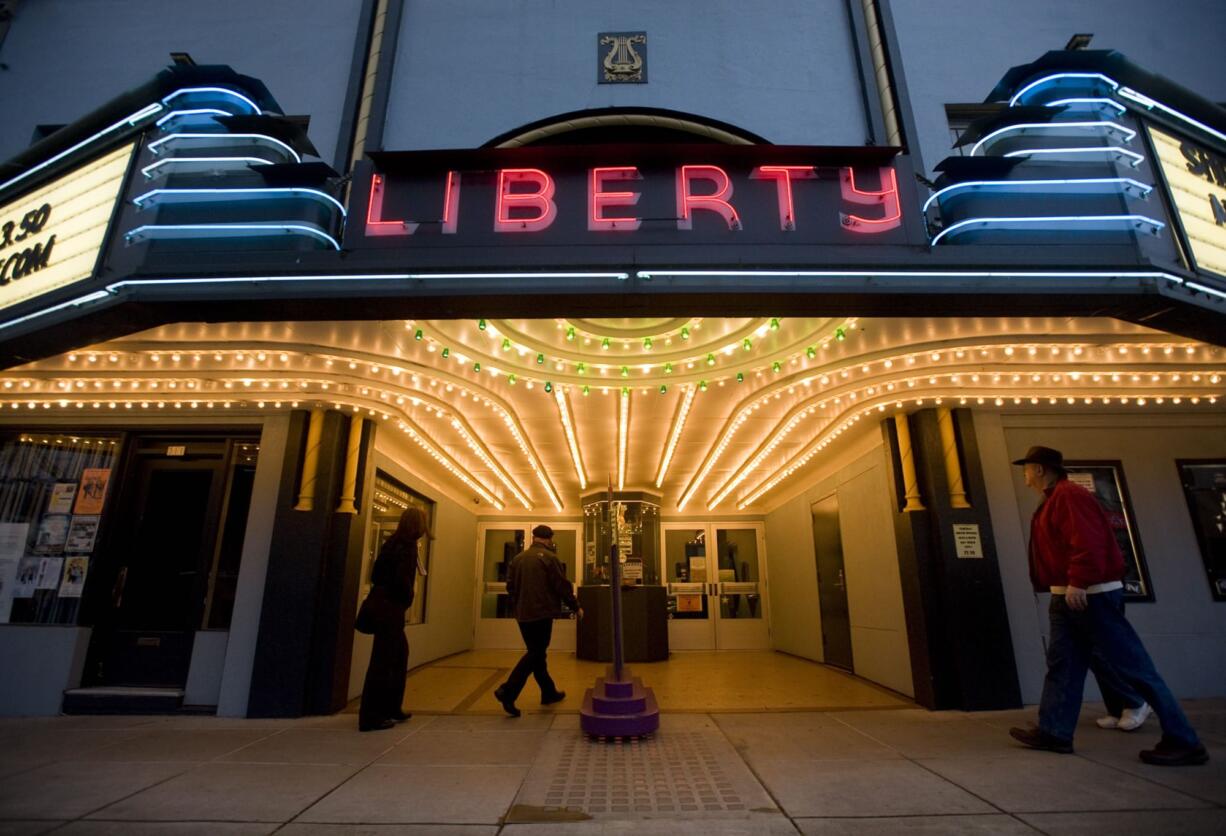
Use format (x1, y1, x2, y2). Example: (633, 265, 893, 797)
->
(362, 161, 902, 238)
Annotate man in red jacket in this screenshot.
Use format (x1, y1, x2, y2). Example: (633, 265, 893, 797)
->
(1008, 446, 1208, 766)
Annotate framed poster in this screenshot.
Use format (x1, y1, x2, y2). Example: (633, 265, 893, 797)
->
(1064, 461, 1153, 602)
(64, 516, 100, 553)
(1175, 460, 1226, 602)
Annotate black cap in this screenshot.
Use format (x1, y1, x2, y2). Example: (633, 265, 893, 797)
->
(1012, 445, 1065, 469)
(532, 524, 554, 539)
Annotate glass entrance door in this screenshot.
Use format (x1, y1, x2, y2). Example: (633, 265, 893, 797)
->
(660, 523, 769, 650)
(474, 523, 580, 650)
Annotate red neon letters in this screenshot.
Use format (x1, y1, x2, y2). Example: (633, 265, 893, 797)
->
(676, 165, 741, 231)
(589, 167, 642, 231)
(839, 167, 901, 232)
(495, 168, 557, 232)
(364, 163, 902, 237)
(750, 166, 819, 231)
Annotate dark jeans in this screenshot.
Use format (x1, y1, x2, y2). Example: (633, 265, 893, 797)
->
(1039, 590, 1199, 746)
(502, 618, 559, 701)
(359, 627, 408, 727)
(1088, 598, 1145, 716)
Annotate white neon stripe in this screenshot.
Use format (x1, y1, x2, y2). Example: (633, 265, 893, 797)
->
(161, 87, 262, 115)
(930, 215, 1165, 246)
(970, 121, 1136, 157)
(1185, 280, 1226, 301)
(0, 271, 1198, 335)
(617, 389, 630, 491)
(1009, 73, 1119, 107)
(1118, 86, 1226, 145)
(132, 187, 347, 217)
(1046, 98, 1127, 114)
(141, 156, 276, 178)
(125, 223, 341, 250)
(148, 133, 301, 163)
(922, 178, 1151, 215)
(1001, 146, 1145, 166)
(154, 108, 231, 128)
(0, 102, 162, 197)
(635, 269, 1182, 281)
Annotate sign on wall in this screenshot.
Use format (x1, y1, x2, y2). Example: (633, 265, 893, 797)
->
(1149, 126, 1226, 279)
(348, 144, 910, 258)
(0, 142, 136, 312)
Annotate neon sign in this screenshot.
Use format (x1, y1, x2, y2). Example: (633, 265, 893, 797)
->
(352, 145, 908, 251)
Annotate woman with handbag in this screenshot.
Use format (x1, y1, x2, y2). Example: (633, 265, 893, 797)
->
(357, 506, 427, 732)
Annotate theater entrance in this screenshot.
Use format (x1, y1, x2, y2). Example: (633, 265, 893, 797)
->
(474, 522, 583, 651)
(661, 523, 769, 650)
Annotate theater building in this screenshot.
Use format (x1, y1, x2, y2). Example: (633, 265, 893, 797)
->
(0, 0, 1222, 717)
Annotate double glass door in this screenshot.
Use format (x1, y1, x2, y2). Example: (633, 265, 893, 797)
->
(661, 523, 769, 650)
(474, 523, 581, 650)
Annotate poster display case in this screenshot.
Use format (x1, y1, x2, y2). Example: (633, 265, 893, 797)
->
(1063, 461, 1154, 602)
(1175, 460, 1226, 601)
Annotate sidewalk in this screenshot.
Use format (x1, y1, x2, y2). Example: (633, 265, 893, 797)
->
(0, 699, 1222, 835)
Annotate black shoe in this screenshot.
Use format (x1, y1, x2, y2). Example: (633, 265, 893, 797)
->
(494, 686, 521, 717)
(1009, 726, 1073, 754)
(359, 719, 396, 732)
(392, 711, 412, 723)
(1139, 738, 1209, 766)
(541, 691, 566, 706)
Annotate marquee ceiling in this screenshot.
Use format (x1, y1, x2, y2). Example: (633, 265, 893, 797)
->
(2, 315, 1223, 515)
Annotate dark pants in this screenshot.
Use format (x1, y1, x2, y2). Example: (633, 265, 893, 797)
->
(502, 618, 559, 701)
(359, 627, 408, 727)
(1039, 590, 1199, 746)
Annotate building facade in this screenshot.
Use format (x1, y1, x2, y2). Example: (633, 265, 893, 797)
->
(0, 0, 1223, 717)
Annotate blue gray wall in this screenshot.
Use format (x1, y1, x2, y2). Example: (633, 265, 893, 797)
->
(889, 0, 1226, 177)
(0, 0, 364, 166)
(384, 0, 868, 149)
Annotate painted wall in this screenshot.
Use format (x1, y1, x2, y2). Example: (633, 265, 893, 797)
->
(384, 0, 868, 149)
(0, 626, 90, 715)
(0, 0, 363, 165)
(888, 0, 1226, 178)
(764, 427, 914, 697)
(348, 439, 479, 702)
(975, 410, 1226, 703)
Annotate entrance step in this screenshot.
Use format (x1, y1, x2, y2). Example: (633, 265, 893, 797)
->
(62, 686, 186, 715)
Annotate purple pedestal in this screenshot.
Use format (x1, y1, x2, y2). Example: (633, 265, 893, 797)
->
(579, 664, 660, 738)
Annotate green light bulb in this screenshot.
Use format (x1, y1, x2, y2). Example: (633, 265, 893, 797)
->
(706, 353, 716, 366)
(536, 353, 545, 365)
(698, 380, 708, 391)
(772, 361, 782, 373)
(441, 347, 449, 359)
(644, 337, 653, 350)
(582, 385, 590, 396)
(414, 329, 423, 341)
(806, 346, 816, 359)
(508, 374, 517, 384)
(620, 366, 629, 377)
(664, 363, 673, 374)
(602, 337, 610, 350)
(577, 363, 586, 375)
(473, 362, 481, 372)
(544, 381, 553, 393)
(743, 338, 752, 351)
(478, 319, 486, 331)
(566, 327, 576, 341)
(736, 372, 744, 383)
(680, 327, 690, 341)
(659, 384, 668, 394)
(835, 328, 846, 341)
(770, 318, 780, 330)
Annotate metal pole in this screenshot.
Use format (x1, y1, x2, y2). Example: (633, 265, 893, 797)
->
(608, 482, 625, 681)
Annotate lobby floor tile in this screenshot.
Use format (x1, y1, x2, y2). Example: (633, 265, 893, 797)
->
(296, 765, 528, 824)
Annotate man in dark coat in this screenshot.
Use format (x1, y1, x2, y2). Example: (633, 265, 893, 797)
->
(1008, 446, 1207, 766)
(494, 524, 583, 716)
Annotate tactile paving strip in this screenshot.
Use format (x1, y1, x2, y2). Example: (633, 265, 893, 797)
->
(511, 721, 782, 822)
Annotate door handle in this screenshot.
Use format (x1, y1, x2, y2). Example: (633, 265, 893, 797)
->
(835, 568, 845, 589)
(112, 566, 128, 609)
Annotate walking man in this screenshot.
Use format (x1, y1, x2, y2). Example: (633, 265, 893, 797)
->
(1008, 446, 1208, 765)
(494, 524, 583, 717)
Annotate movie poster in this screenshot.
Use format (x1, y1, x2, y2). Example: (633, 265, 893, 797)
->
(48, 482, 78, 514)
(1064, 461, 1153, 601)
(33, 514, 70, 553)
(58, 557, 89, 598)
(64, 516, 100, 553)
(73, 469, 111, 515)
